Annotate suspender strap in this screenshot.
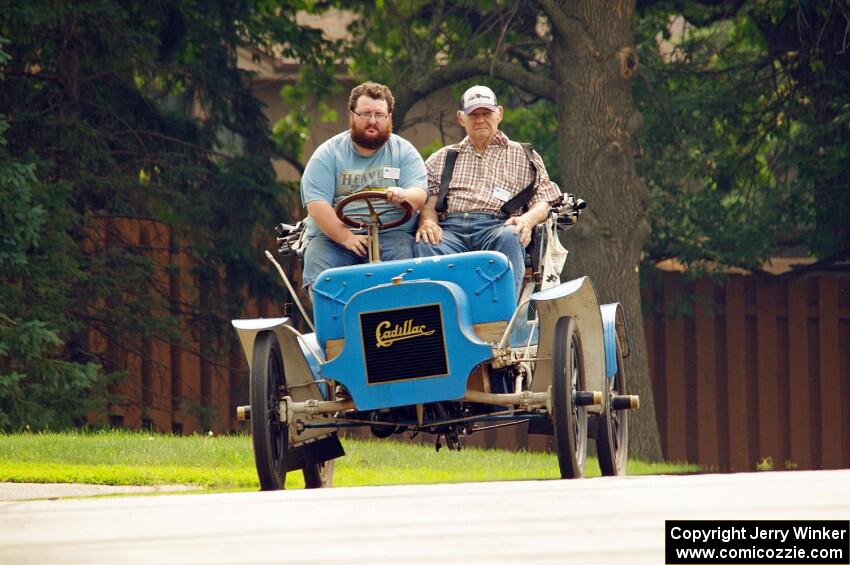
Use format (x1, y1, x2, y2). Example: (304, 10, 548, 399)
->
(436, 142, 538, 215)
(435, 147, 458, 214)
(500, 142, 539, 216)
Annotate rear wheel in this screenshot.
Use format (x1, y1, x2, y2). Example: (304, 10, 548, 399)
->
(597, 337, 629, 476)
(251, 331, 288, 491)
(551, 317, 588, 478)
(303, 459, 334, 488)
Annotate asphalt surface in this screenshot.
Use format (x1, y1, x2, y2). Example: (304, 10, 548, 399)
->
(1, 469, 848, 564)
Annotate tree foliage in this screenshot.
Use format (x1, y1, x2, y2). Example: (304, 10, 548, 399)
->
(0, 1, 333, 429)
(334, 1, 555, 126)
(635, 0, 850, 269)
(322, 0, 849, 271)
(0, 37, 101, 428)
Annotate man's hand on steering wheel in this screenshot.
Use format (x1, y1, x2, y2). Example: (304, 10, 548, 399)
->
(385, 187, 414, 205)
(341, 233, 369, 257)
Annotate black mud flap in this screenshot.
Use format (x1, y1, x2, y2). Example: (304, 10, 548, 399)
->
(528, 419, 553, 435)
(528, 415, 599, 438)
(286, 434, 345, 472)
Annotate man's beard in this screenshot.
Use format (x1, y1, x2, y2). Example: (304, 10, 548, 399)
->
(351, 121, 392, 150)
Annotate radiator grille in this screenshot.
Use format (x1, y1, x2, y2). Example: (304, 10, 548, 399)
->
(360, 304, 448, 384)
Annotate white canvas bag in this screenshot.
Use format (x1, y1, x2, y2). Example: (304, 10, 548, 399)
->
(540, 216, 568, 289)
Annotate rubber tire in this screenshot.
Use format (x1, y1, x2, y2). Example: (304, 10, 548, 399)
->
(551, 317, 588, 479)
(251, 331, 288, 491)
(597, 337, 629, 476)
(303, 459, 334, 489)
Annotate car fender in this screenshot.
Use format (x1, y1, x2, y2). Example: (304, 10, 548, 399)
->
(530, 276, 606, 413)
(231, 317, 326, 402)
(600, 302, 630, 379)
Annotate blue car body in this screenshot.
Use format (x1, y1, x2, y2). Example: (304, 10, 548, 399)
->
(313, 252, 517, 410)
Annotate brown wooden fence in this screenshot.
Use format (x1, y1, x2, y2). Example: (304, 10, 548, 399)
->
(642, 268, 850, 472)
(87, 217, 264, 435)
(88, 218, 850, 471)
(341, 267, 850, 472)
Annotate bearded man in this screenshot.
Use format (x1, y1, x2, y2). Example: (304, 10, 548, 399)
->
(299, 81, 428, 288)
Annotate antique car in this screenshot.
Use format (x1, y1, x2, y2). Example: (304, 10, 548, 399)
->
(232, 190, 638, 490)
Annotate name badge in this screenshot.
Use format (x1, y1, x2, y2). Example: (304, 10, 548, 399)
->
(493, 187, 511, 202)
(383, 167, 401, 180)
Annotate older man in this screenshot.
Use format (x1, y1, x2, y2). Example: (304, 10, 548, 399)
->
(300, 81, 428, 288)
(414, 85, 562, 293)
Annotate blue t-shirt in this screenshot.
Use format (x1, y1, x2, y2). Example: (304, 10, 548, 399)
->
(300, 131, 427, 238)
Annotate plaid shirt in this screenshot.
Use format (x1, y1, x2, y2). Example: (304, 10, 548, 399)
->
(425, 130, 561, 215)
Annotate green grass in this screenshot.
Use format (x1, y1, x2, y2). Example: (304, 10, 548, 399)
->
(0, 430, 697, 490)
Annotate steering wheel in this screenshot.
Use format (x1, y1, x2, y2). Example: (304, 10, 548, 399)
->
(335, 189, 413, 230)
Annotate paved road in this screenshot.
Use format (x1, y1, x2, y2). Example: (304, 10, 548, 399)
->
(1, 469, 848, 564)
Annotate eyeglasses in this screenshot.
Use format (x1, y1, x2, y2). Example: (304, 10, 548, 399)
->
(351, 110, 390, 122)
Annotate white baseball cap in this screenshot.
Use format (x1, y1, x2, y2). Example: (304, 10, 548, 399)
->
(461, 85, 498, 114)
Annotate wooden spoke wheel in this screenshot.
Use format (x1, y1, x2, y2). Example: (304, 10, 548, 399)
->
(596, 336, 629, 476)
(551, 317, 588, 479)
(250, 331, 288, 491)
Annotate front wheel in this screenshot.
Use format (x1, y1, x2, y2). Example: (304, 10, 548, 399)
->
(551, 317, 588, 479)
(597, 336, 629, 476)
(251, 331, 288, 491)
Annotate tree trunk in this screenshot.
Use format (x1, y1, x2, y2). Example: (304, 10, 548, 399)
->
(551, 0, 663, 460)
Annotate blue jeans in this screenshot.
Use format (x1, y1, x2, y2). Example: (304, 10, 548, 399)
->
(302, 230, 414, 287)
(414, 213, 524, 294)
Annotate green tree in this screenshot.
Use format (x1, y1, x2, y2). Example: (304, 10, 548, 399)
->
(0, 38, 102, 428)
(635, 0, 850, 268)
(332, 0, 663, 460)
(0, 2, 333, 429)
